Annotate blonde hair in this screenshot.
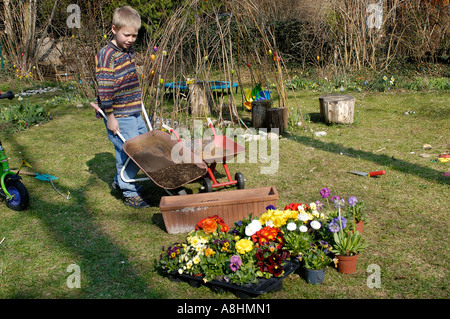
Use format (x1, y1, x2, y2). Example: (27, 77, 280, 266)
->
(112, 6, 141, 30)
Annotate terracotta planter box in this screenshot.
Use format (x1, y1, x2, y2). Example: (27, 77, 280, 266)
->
(159, 186, 279, 234)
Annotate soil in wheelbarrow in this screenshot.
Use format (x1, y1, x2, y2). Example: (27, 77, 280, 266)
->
(132, 150, 207, 189)
(124, 131, 208, 189)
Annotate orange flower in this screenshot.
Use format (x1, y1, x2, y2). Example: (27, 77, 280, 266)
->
(205, 248, 215, 257)
(195, 215, 229, 233)
(201, 218, 218, 233)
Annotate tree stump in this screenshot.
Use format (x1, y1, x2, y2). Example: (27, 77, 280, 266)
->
(189, 82, 213, 116)
(266, 107, 288, 133)
(319, 94, 355, 124)
(251, 100, 272, 128)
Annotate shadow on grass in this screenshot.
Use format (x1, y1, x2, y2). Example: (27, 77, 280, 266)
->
(3, 135, 167, 298)
(289, 135, 449, 185)
(86, 152, 169, 207)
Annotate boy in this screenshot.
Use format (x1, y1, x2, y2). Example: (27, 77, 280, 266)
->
(95, 6, 149, 208)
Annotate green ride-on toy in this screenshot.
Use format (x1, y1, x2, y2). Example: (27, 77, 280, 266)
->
(0, 91, 30, 211)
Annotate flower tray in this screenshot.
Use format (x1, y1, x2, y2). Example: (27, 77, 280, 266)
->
(167, 260, 299, 299)
(159, 186, 279, 234)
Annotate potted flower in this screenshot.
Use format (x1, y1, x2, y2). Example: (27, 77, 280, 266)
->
(346, 196, 367, 233)
(302, 241, 333, 285)
(330, 199, 368, 273)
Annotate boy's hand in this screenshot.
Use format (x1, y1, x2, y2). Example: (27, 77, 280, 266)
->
(107, 113, 120, 135)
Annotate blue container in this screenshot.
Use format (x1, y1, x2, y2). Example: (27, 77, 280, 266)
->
(304, 268, 325, 285)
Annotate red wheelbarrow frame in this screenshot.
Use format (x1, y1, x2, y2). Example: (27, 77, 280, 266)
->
(162, 118, 245, 191)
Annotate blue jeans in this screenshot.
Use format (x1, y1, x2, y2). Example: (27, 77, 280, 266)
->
(105, 114, 148, 198)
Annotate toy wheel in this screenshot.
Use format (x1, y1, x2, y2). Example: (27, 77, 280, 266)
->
(201, 177, 212, 193)
(5, 179, 29, 211)
(235, 172, 245, 189)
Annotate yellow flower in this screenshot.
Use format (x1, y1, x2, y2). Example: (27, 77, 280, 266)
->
(236, 239, 254, 254)
(192, 255, 201, 265)
(333, 257, 339, 268)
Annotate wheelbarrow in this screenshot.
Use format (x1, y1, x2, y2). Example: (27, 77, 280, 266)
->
(162, 118, 246, 192)
(90, 102, 207, 195)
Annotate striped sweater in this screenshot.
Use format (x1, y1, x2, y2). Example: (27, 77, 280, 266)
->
(95, 41, 141, 117)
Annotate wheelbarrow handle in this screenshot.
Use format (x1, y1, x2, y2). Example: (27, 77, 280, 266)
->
(90, 102, 126, 143)
(161, 124, 172, 132)
(207, 118, 216, 136)
(162, 124, 181, 142)
(90, 101, 102, 114)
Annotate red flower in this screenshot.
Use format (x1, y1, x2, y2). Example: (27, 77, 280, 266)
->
(285, 202, 310, 211)
(284, 203, 299, 210)
(267, 263, 283, 277)
(252, 226, 285, 250)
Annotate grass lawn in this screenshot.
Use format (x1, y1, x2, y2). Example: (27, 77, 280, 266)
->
(0, 86, 448, 299)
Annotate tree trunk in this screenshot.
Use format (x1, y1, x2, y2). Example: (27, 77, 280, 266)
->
(251, 100, 272, 128)
(266, 107, 288, 133)
(319, 94, 355, 124)
(188, 82, 213, 117)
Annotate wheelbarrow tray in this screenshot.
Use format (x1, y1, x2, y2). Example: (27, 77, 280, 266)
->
(181, 135, 245, 164)
(123, 131, 207, 189)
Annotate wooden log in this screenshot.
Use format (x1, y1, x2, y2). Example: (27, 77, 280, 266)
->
(266, 107, 288, 133)
(189, 82, 213, 116)
(251, 99, 272, 128)
(319, 94, 355, 124)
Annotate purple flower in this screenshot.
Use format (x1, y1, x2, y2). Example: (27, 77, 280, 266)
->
(331, 195, 340, 202)
(331, 216, 347, 229)
(319, 240, 328, 246)
(320, 188, 330, 198)
(266, 205, 276, 210)
(315, 200, 323, 210)
(328, 221, 340, 233)
(348, 196, 358, 206)
(230, 255, 242, 272)
(333, 198, 345, 208)
(320, 240, 331, 253)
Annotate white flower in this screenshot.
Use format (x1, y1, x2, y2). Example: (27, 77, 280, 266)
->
(298, 212, 309, 222)
(245, 219, 262, 236)
(178, 269, 183, 275)
(310, 220, 322, 230)
(192, 255, 201, 264)
(309, 202, 317, 211)
(299, 225, 308, 232)
(287, 222, 297, 231)
(266, 220, 274, 227)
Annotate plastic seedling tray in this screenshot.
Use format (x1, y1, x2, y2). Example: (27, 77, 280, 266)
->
(169, 260, 299, 299)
